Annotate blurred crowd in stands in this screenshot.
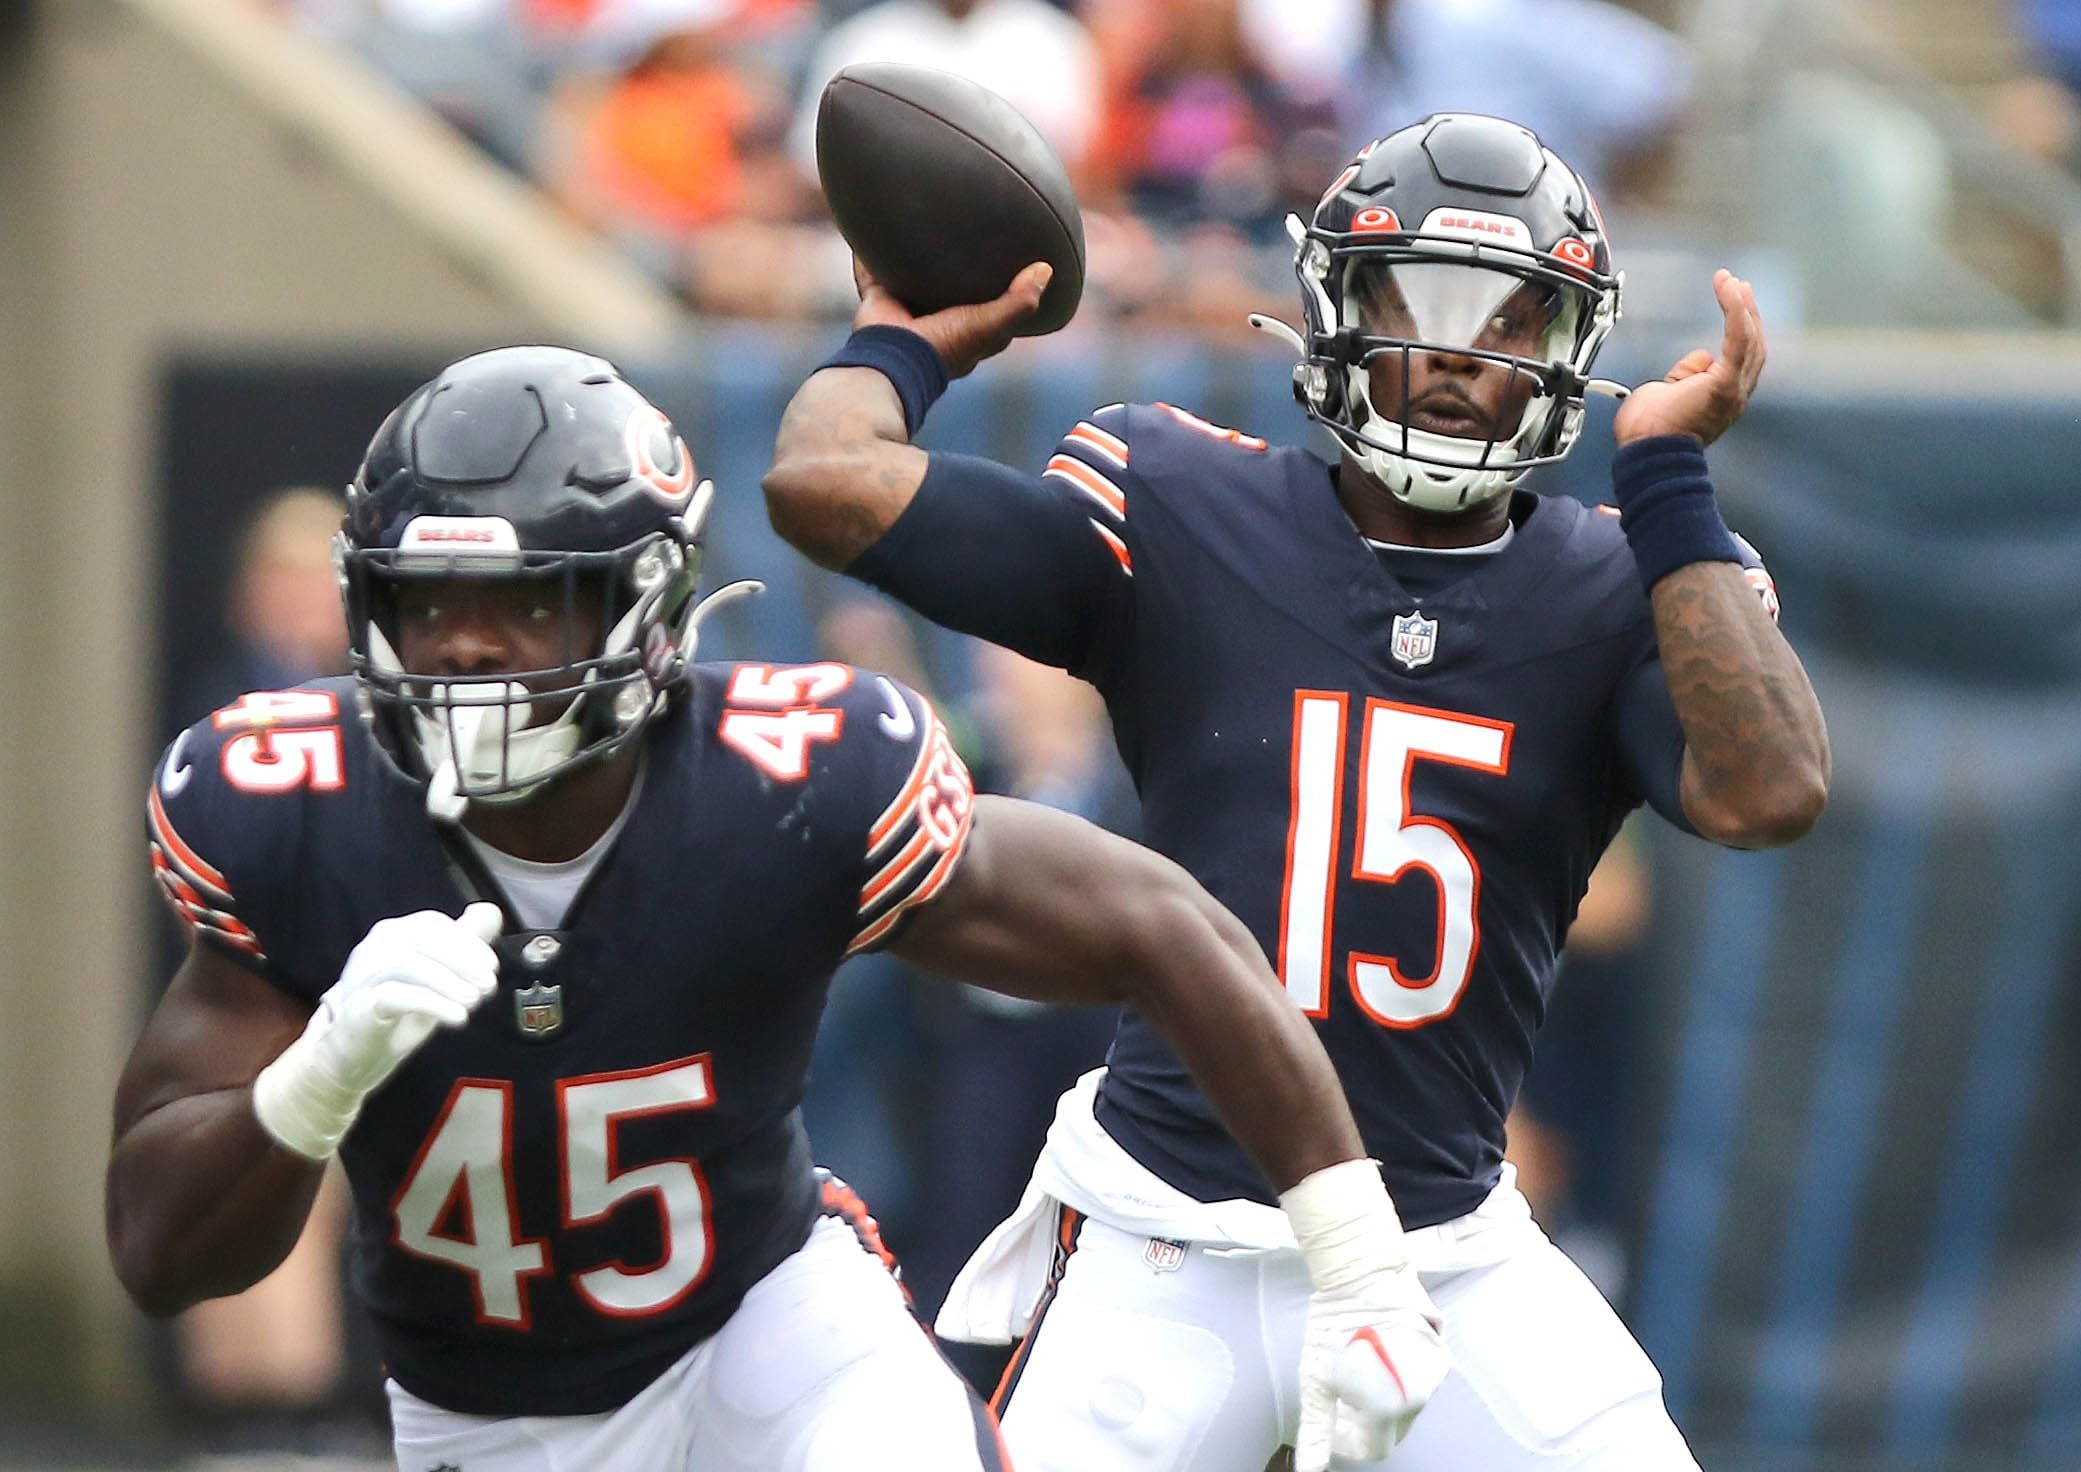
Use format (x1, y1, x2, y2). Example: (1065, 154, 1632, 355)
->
(279, 0, 1697, 325)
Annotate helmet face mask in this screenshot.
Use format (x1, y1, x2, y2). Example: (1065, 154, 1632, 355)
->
(1343, 261, 1585, 485)
(338, 347, 712, 820)
(1272, 114, 1624, 514)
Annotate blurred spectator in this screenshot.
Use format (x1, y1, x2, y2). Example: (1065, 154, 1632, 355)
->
(2022, 0, 2081, 96)
(539, 0, 835, 307)
(1084, 0, 1334, 238)
(1992, 0, 2081, 173)
(296, 0, 555, 172)
(903, 641, 1126, 1392)
(181, 486, 350, 723)
(166, 487, 374, 1454)
(791, 0, 1103, 175)
(1242, 0, 1692, 203)
(554, 13, 767, 237)
(1506, 824, 1654, 1300)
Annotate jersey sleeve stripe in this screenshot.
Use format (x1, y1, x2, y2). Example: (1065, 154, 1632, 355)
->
(1044, 456, 1127, 520)
(148, 785, 232, 902)
(848, 711, 976, 955)
(906, 828, 968, 909)
(860, 825, 937, 913)
(1088, 519, 1133, 575)
(846, 809, 971, 957)
(150, 850, 266, 959)
(846, 906, 908, 957)
(1066, 422, 1129, 469)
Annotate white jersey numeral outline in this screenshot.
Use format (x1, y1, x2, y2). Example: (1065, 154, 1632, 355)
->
(390, 1056, 717, 1328)
(1279, 695, 1513, 1028)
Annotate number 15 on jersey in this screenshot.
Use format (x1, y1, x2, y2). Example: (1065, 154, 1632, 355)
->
(1279, 694, 1512, 1030)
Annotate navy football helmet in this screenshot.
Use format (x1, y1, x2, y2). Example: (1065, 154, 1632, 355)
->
(1253, 114, 1625, 512)
(339, 345, 749, 819)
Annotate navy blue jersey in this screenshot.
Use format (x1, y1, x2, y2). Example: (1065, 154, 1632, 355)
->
(854, 402, 1736, 1228)
(146, 666, 974, 1414)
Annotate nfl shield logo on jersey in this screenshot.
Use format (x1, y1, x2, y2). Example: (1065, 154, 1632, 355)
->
(1142, 1237, 1188, 1273)
(514, 982, 563, 1039)
(1392, 611, 1438, 670)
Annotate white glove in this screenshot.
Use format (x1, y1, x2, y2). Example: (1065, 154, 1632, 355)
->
(1284, 1158, 1452, 1472)
(252, 902, 504, 1159)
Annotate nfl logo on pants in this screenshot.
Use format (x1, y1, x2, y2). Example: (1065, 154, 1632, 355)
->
(1142, 1237, 1188, 1273)
(1392, 611, 1438, 670)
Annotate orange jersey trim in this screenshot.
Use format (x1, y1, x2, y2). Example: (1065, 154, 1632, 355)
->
(148, 784, 230, 901)
(1066, 421, 1129, 469)
(860, 825, 937, 914)
(1088, 520, 1133, 575)
(1045, 455, 1127, 519)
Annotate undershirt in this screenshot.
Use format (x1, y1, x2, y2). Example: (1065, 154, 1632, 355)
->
(460, 764, 645, 931)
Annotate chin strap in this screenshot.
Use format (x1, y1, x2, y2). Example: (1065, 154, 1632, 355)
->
(422, 683, 524, 825)
(665, 477, 765, 669)
(677, 578, 763, 666)
(1248, 312, 1309, 354)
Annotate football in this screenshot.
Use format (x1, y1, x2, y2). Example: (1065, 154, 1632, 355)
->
(815, 62, 1086, 337)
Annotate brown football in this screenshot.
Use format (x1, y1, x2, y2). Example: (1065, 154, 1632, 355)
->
(815, 62, 1086, 337)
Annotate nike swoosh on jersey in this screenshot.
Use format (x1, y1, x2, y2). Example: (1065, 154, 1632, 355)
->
(162, 730, 193, 797)
(876, 677, 916, 741)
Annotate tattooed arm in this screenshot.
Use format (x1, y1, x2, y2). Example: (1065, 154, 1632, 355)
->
(1613, 269, 1829, 849)
(1654, 562, 1828, 846)
(764, 366, 931, 569)
(764, 262, 1050, 570)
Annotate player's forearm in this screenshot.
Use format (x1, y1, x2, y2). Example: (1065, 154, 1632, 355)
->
(106, 1089, 323, 1316)
(763, 368, 929, 570)
(1655, 561, 1830, 847)
(1122, 889, 1368, 1193)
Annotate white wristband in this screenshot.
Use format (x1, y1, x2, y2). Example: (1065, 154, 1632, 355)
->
(251, 1024, 363, 1161)
(1280, 1158, 1409, 1292)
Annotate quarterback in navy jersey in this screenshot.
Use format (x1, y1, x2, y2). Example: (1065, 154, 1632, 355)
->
(107, 349, 1453, 1471)
(766, 115, 1829, 1471)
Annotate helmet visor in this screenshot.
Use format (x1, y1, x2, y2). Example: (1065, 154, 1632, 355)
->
(1347, 261, 1580, 364)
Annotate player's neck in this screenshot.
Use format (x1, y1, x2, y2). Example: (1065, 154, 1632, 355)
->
(1335, 456, 1513, 550)
(456, 746, 642, 864)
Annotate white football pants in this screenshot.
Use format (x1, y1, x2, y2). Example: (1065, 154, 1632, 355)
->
(386, 1216, 1007, 1472)
(994, 1178, 1700, 1471)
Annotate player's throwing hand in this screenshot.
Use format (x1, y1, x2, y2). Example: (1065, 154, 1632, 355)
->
(252, 903, 503, 1160)
(851, 257, 1053, 379)
(1285, 1160, 1451, 1471)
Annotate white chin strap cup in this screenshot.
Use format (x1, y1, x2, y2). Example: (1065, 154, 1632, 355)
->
(422, 685, 513, 824)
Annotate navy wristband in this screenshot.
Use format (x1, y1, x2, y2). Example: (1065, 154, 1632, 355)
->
(816, 326, 950, 438)
(1610, 434, 1743, 593)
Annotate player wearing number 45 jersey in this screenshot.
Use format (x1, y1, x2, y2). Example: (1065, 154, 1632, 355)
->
(766, 114, 1830, 1470)
(108, 348, 1450, 1472)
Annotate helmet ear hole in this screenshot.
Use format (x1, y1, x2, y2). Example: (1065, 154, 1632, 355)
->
(1318, 364, 1346, 422)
